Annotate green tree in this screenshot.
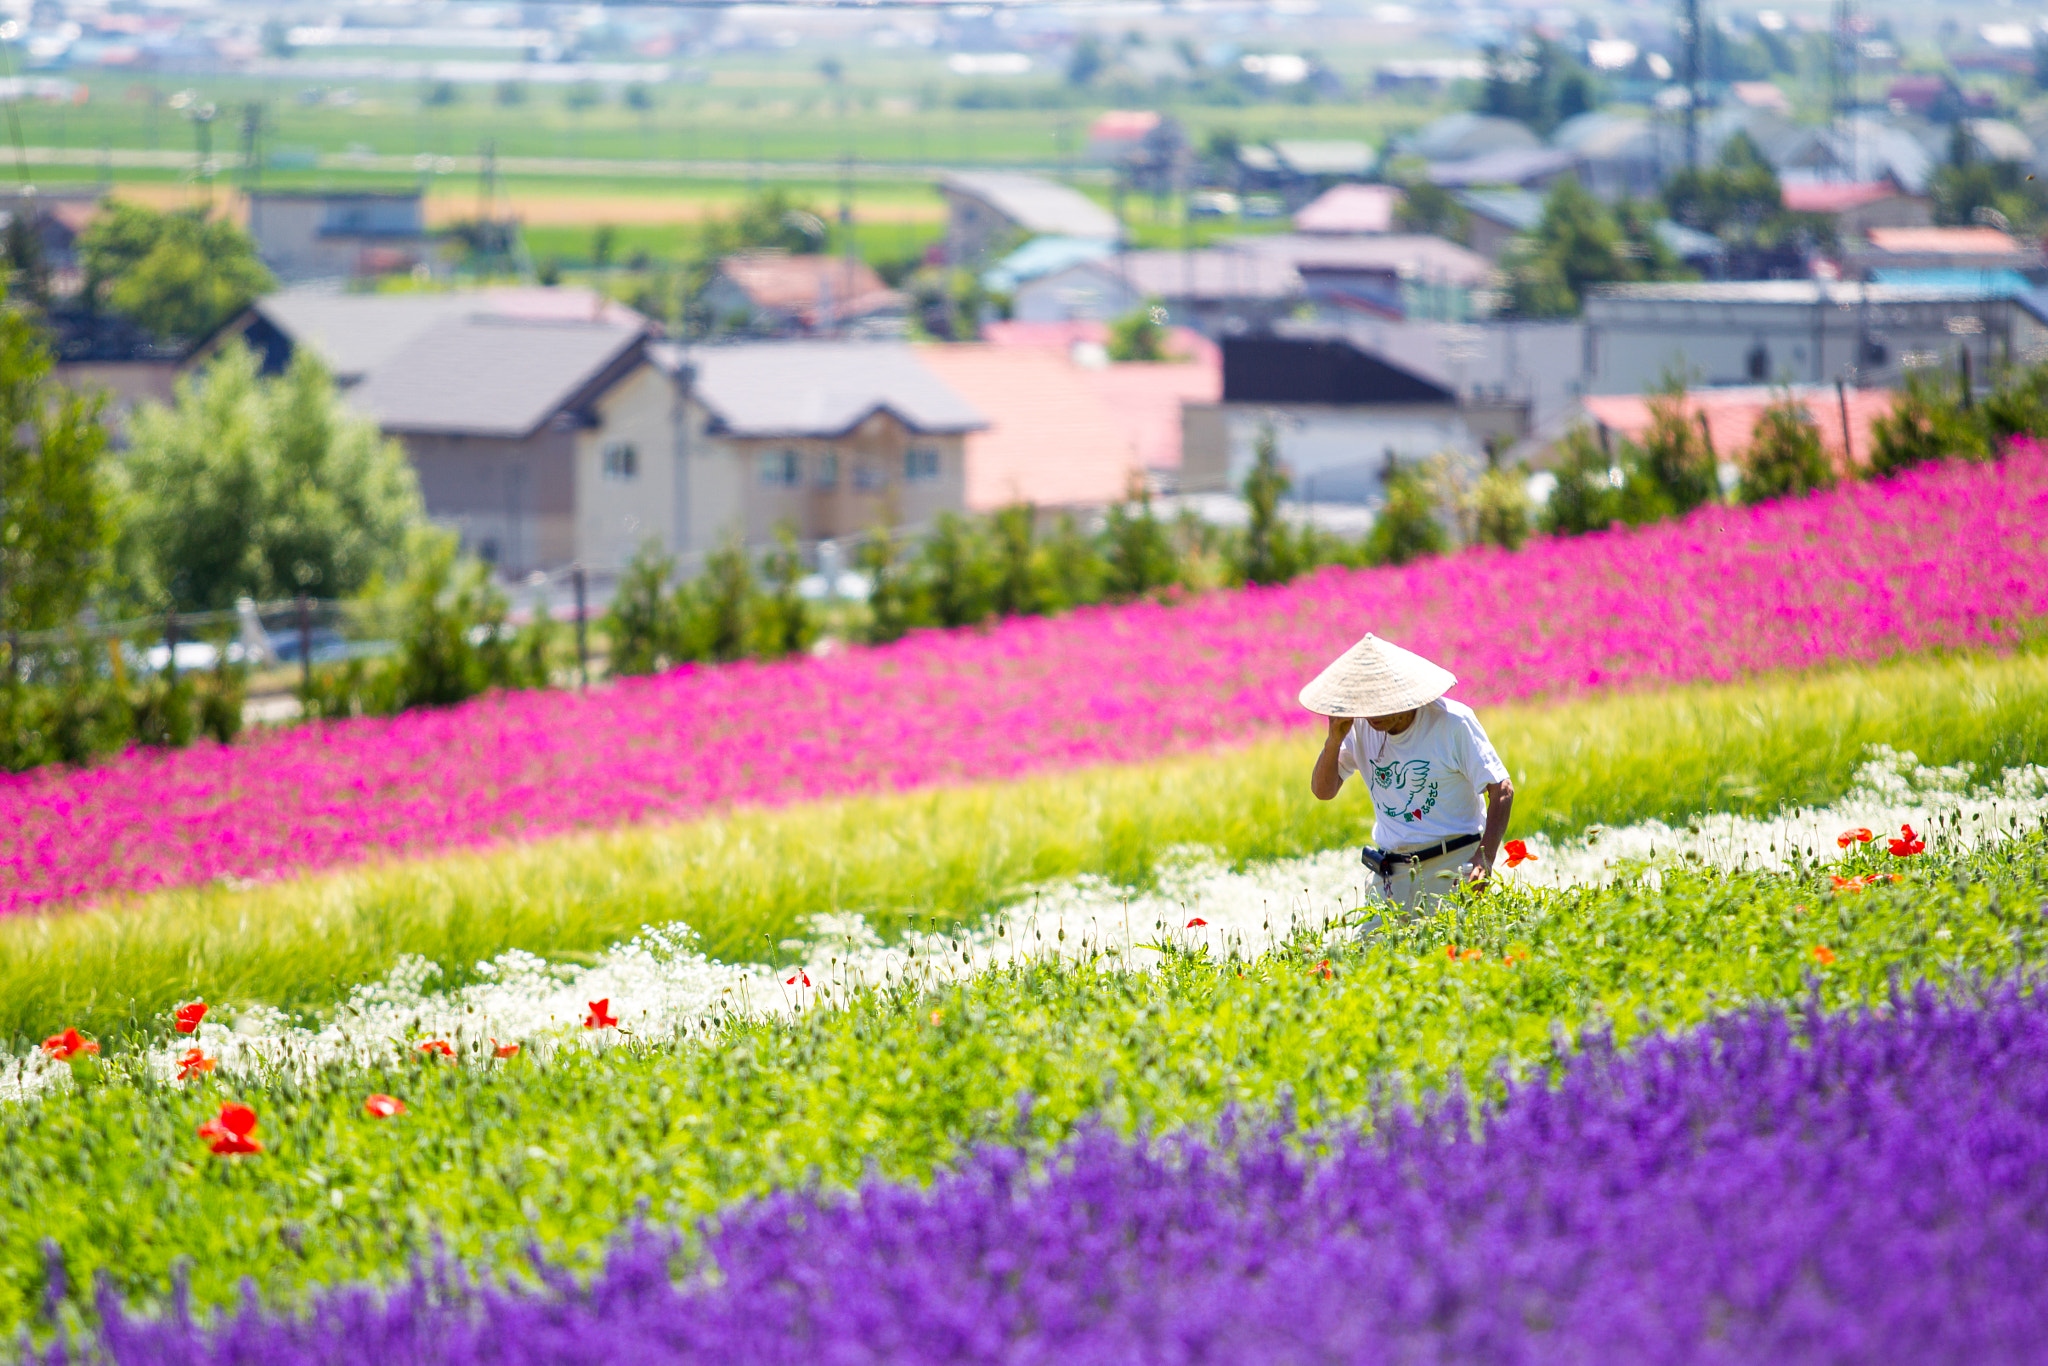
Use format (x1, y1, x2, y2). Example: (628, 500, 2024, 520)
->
(1868, 371, 1992, 476)
(0, 298, 112, 641)
(121, 343, 422, 610)
(605, 541, 682, 676)
(1477, 37, 1596, 136)
(1102, 485, 1177, 599)
(1739, 393, 1835, 506)
(1636, 377, 1720, 514)
(1363, 463, 1448, 566)
(1393, 181, 1470, 243)
(1468, 466, 1531, 551)
(990, 503, 1046, 617)
(1238, 422, 1297, 586)
(684, 539, 759, 663)
(1662, 132, 1783, 239)
(749, 526, 816, 659)
(79, 200, 274, 342)
(919, 512, 999, 628)
(1539, 426, 1624, 536)
(857, 524, 925, 644)
(1040, 511, 1105, 611)
(1507, 176, 1678, 319)
(1106, 303, 1170, 362)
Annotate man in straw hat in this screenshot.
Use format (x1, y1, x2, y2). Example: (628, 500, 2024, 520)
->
(1303, 633, 1514, 913)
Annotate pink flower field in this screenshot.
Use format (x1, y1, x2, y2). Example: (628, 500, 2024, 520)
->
(8, 451, 2048, 914)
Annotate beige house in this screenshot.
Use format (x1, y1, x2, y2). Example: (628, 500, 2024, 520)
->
(659, 341, 985, 546)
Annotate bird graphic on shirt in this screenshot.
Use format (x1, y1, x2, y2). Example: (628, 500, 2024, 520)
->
(1371, 759, 1431, 794)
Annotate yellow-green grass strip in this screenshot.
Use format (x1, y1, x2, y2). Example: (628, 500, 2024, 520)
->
(7, 647, 2048, 1048)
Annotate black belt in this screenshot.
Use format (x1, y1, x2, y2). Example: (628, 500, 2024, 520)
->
(1361, 833, 1481, 877)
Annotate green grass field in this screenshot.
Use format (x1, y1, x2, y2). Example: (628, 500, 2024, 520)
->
(6, 646, 2046, 1050)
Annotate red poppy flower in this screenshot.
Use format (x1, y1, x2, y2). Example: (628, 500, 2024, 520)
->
(490, 1039, 520, 1059)
(416, 1040, 455, 1057)
(1460, 948, 1484, 962)
(1887, 824, 1925, 857)
(40, 1028, 99, 1061)
(363, 1094, 406, 1119)
(197, 1102, 262, 1155)
(174, 1002, 208, 1034)
(1315, 958, 1334, 980)
(1503, 839, 1536, 868)
(1831, 874, 1870, 892)
(584, 999, 619, 1029)
(1811, 945, 1837, 966)
(1836, 828, 1874, 849)
(175, 1048, 216, 1080)
(1446, 944, 1458, 959)
(1185, 917, 1208, 928)
(783, 970, 812, 988)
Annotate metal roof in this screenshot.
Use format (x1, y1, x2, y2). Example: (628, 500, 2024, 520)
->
(940, 171, 1121, 240)
(1589, 280, 2015, 305)
(1426, 147, 1578, 189)
(348, 317, 647, 438)
(253, 284, 647, 384)
(662, 341, 987, 439)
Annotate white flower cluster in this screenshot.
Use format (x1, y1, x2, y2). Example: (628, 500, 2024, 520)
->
(8, 749, 2045, 1104)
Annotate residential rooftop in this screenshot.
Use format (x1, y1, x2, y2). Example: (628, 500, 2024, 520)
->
(940, 171, 1121, 241)
(660, 341, 987, 440)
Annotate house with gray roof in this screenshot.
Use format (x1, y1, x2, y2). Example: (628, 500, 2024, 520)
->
(940, 171, 1122, 266)
(212, 285, 668, 575)
(657, 341, 986, 545)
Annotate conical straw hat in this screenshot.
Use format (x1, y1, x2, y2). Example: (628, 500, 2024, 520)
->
(1297, 633, 1456, 718)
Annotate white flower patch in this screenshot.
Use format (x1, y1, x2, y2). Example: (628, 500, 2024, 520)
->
(8, 749, 2045, 1106)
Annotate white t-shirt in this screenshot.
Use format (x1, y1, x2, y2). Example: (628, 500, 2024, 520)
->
(1334, 698, 1510, 851)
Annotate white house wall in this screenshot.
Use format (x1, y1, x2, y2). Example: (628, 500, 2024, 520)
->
(1216, 405, 1484, 504)
(575, 361, 684, 571)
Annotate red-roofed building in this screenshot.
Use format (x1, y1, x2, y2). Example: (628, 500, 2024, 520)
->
(701, 252, 908, 338)
(1578, 384, 1898, 476)
(1293, 183, 1404, 236)
(920, 327, 1220, 506)
(1848, 225, 2038, 278)
(1780, 177, 1931, 237)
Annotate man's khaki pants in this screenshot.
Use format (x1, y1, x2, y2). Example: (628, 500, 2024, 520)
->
(1375, 845, 1476, 915)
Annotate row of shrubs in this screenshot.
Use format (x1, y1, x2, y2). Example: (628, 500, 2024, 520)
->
(1543, 362, 2023, 535)
(0, 661, 242, 773)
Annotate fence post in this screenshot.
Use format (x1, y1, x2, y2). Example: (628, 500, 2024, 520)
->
(572, 564, 588, 690)
(296, 594, 313, 693)
(164, 609, 179, 683)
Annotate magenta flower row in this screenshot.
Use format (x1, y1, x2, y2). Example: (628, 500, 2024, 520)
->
(6, 450, 2046, 913)
(72, 983, 2048, 1364)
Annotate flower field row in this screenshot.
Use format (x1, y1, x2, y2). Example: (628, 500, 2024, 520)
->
(7, 822, 2047, 1337)
(8, 647, 2045, 1048)
(50, 981, 2048, 1365)
(15, 743, 2039, 1103)
(8, 450, 2048, 913)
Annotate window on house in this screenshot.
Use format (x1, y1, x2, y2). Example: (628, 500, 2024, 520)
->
(853, 462, 887, 492)
(816, 452, 839, 488)
(904, 446, 941, 482)
(760, 449, 802, 487)
(602, 443, 638, 481)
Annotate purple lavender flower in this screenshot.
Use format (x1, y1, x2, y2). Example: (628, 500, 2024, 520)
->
(66, 983, 2048, 1365)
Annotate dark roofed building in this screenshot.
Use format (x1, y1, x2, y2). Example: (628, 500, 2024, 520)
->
(1221, 333, 1454, 405)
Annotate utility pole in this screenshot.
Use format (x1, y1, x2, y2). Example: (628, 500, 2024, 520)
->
(839, 150, 855, 340)
(238, 101, 261, 196)
(1831, 0, 1859, 182)
(1679, 0, 1703, 172)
